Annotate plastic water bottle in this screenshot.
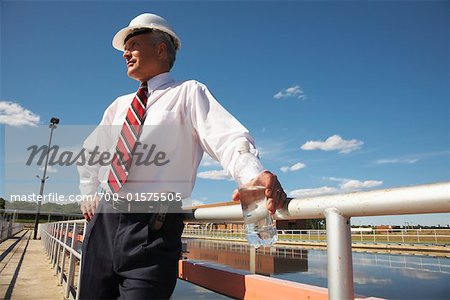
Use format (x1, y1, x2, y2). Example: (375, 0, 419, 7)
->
(233, 141, 277, 248)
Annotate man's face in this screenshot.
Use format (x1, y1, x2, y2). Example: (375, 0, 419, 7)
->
(123, 33, 166, 83)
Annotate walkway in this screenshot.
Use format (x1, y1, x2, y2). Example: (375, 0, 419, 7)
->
(0, 230, 228, 300)
(0, 230, 64, 299)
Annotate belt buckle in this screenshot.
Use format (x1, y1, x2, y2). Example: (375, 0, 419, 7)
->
(111, 198, 131, 213)
(112, 199, 119, 211)
(111, 198, 158, 213)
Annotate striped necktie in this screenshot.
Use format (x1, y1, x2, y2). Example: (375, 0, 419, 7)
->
(108, 82, 148, 193)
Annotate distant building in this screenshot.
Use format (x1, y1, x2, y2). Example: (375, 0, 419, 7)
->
(184, 201, 307, 230)
(275, 220, 306, 230)
(185, 219, 307, 231)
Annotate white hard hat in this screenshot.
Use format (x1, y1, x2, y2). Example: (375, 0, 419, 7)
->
(112, 13, 181, 51)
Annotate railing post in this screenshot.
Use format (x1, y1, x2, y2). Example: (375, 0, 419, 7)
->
(66, 222, 78, 299)
(60, 223, 70, 283)
(7, 217, 12, 237)
(44, 223, 48, 254)
(325, 208, 354, 300)
(55, 223, 63, 272)
(51, 223, 58, 264)
(47, 223, 54, 255)
(76, 222, 87, 300)
(249, 246, 256, 274)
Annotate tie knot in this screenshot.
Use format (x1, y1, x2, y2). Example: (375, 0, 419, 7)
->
(138, 82, 148, 98)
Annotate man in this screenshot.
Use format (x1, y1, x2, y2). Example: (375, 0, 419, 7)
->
(78, 13, 286, 299)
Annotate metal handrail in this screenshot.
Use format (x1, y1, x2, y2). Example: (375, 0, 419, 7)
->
(186, 181, 450, 299)
(187, 181, 450, 221)
(182, 227, 450, 246)
(0, 220, 24, 242)
(39, 181, 450, 300)
(0, 208, 83, 218)
(45, 233, 82, 259)
(40, 220, 86, 300)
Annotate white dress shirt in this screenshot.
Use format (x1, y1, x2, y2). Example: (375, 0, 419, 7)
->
(78, 72, 258, 199)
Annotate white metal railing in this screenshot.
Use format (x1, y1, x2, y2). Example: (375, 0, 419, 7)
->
(1, 210, 24, 242)
(183, 227, 245, 240)
(0, 220, 24, 242)
(185, 181, 450, 300)
(182, 227, 450, 246)
(39, 220, 86, 300)
(38, 181, 450, 300)
(347, 228, 450, 245)
(0, 208, 81, 242)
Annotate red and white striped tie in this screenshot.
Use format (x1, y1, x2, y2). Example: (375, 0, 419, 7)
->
(108, 82, 148, 193)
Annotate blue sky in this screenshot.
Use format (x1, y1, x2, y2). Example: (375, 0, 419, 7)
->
(1, 0, 449, 225)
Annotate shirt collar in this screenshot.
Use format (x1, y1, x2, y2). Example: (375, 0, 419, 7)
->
(145, 72, 174, 94)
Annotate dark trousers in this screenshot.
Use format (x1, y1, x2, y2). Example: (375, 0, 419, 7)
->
(79, 201, 184, 299)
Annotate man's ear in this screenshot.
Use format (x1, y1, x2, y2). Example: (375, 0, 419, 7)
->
(157, 42, 168, 57)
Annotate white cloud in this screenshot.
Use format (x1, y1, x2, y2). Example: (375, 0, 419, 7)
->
(376, 158, 419, 164)
(200, 154, 220, 167)
(289, 186, 339, 198)
(289, 177, 383, 198)
(375, 151, 450, 165)
(301, 134, 363, 154)
(325, 176, 351, 182)
(0, 101, 40, 126)
(274, 85, 306, 100)
(340, 179, 382, 190)
(280, 162, 306, 173)
(197, 169, 230, 181)
(39, 165, 58, 174)
(182, 198, 206, 208)
(191, 199, 206, 206)
(324, 176, 383, 190)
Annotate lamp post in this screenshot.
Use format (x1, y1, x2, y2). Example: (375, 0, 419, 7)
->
(33, 117, 60, 240)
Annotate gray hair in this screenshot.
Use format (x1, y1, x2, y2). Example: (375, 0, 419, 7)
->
(149, 29, 177, 70)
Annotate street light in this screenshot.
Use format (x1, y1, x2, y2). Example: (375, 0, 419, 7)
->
(33, 117, 60, 240)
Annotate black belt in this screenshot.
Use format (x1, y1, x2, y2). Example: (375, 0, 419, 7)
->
(108, 198, 157, 213)
(103, 198, 169, 231)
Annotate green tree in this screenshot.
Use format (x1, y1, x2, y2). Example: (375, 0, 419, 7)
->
(305, 219, 326, 230)
(0, 197, 5, 218)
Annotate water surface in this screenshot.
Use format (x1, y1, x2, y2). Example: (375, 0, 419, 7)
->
(182, 238, 450, 299)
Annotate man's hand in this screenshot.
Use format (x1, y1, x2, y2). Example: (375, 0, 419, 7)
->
(80, 196, 100, 221)
(232, 170, 287, 214)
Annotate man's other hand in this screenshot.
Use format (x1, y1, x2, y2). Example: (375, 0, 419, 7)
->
(80, 196, 99, 221)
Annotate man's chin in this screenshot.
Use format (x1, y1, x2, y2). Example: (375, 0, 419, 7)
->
(127, 70, 140, 81)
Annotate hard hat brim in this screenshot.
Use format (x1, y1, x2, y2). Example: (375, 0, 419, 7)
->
(112, 24, 181, 51)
